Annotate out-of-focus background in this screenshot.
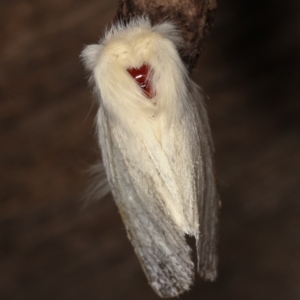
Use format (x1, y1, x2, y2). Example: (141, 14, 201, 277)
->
(1, 0, 299, 299)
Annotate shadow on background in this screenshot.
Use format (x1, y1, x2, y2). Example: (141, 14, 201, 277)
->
(0, 0, 299, 299)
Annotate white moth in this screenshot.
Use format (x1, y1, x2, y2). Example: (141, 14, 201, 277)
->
(81, 17, 219, 298)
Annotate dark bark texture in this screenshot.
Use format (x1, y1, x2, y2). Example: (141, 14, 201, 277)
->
(115, 0, 217, 71)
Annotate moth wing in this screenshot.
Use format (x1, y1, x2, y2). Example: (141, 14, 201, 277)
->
(97, 108, 194, 298)
(191, 84, 219, 280)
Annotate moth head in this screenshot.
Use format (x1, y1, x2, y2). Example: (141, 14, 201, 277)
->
(99, 40, 132, 67)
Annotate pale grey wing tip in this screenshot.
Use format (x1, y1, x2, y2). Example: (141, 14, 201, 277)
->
(149, 274, 193, 299)
(134, 242, 195, 298)
(151, 284, 191, 299)
(198, 253, 218, 281)
(154, 288, 191, 299)
(140, 252, 195, 298)
(197, 238, 218, 281)
(147, 251, 217, 298)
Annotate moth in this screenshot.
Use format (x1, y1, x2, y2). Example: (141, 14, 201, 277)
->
(81, 17, 219, 298)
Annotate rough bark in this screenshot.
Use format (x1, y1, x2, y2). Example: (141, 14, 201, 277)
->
(115, 0, 217, 72)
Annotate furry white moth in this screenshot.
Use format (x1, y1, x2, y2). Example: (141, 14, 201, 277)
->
(81, 17, 219, 298)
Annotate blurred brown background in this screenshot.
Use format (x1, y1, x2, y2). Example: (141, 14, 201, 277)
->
(1, 0, 299, 299)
